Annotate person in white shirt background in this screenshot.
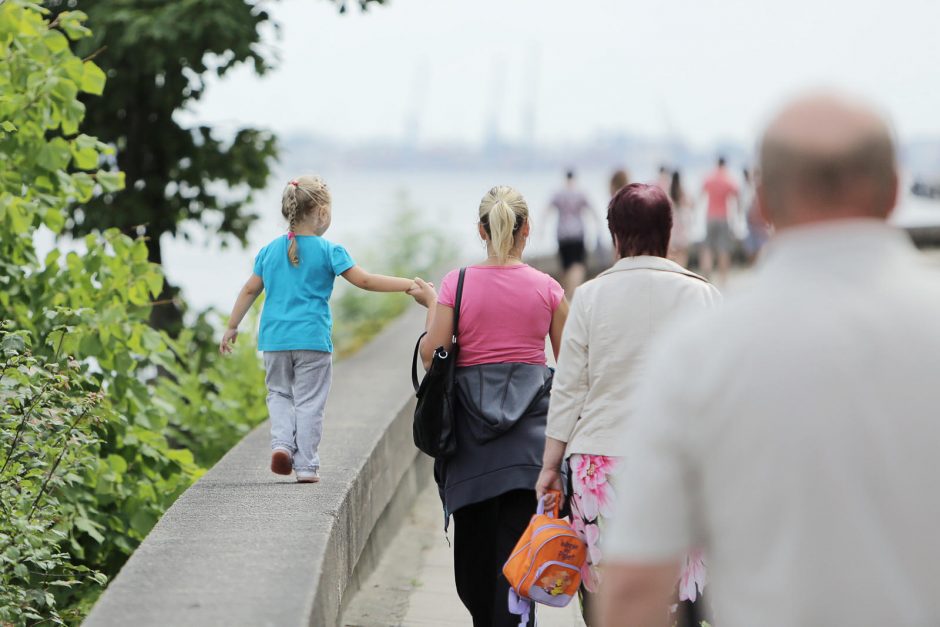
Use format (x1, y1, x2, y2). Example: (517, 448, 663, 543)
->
(598, 92, 940, 627)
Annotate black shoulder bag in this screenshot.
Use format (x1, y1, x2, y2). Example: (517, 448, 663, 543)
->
(411, 267, 466, 458)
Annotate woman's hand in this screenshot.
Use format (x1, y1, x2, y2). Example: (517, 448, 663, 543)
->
(408, 278, 437, 308)
(219, 328, 238, 355)
(535, 466, 565, 512)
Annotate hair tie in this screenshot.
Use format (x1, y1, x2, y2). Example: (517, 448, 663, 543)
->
(287, 231, 295, 240)
(289, 180, 299, 187)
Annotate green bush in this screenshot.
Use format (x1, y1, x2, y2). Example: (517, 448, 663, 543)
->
(0, 326, 107, 625)
(0, 4, 266, 622)
(155, 310, 268, 467)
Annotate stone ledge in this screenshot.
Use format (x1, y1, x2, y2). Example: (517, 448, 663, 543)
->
(83, 307, 428, 627)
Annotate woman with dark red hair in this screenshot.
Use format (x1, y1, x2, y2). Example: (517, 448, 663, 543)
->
(535, 183, 721, 625)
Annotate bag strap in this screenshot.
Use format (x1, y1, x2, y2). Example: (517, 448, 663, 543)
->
(452, 267, 467, 345)
(411, 331, 428, 392)
(411, 268, 466, 392)
(507, 589, 531, 627)
(536, 491, 561, 518)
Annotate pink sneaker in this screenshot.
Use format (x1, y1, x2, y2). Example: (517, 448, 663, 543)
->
(270, 448, 293, 475)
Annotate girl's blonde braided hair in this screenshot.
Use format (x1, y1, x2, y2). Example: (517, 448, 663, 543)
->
(280, 175, 331, 266)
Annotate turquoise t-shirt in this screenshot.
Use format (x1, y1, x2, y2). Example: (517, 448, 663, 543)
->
(253, 235, 355, 353)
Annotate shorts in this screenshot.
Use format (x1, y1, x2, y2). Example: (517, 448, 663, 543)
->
(558, 239, 586, 270)
(704, 220, 734, 254)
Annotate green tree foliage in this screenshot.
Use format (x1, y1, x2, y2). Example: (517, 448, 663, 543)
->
(43, 0, 385, 331)
(0, 326, 109, 626)
(47, 0, 277, 257)
(155, 311, 268, 467)
(0, 4, 267, 621)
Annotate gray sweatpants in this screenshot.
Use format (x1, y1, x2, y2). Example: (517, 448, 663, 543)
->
(263, 350, 332, 472)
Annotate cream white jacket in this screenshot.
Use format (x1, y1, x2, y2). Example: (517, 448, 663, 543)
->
(545, 256, 721, 457)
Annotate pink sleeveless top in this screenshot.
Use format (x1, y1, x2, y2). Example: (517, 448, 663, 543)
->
(437, 264, 564, 367)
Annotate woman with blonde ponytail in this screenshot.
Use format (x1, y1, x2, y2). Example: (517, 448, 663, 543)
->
(409, 186, 569, 627)
(220, 175, 424, 483)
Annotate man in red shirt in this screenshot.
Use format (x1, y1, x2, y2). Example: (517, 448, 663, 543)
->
(699, 157, 740, 285)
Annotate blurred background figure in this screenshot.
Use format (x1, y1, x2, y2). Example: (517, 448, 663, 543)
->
(609, 169, 630, 197)
(698, 156, 740, 285)
(667, 170, 693, 267)
(736, 167, 756, 241)
(547, 169, 596, 296)
(743, 167, 772, 262)
(653, 165, 672, 193)
(599, 92, 940, 627)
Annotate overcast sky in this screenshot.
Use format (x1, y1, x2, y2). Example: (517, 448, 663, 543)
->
(184, 0, 940, 149)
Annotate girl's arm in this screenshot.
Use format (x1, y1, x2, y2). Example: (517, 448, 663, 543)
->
(220, 274, 264, 354)
(341, 265, 414, 292)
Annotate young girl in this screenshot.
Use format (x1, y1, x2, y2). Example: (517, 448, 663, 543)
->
(220, 175, 418, 483)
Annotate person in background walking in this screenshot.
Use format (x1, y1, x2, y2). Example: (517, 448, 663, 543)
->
(536, 183, 720, 626)
(409, 186, 568, 627)
(609, 169, 630, 197)
(742, 167, 772, 262)
(668, 170, 692, 268)
(740, 167, 756, 225)
(599, 93, 940, 627)
(653, 165, 671, 194)
(698, 156, 740, 285)
(547, 169, 597, 296)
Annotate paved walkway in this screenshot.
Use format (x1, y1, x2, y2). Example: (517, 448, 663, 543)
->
(343, 481, 585, 627)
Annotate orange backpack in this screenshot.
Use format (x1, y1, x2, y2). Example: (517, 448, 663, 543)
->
(502, 492, 587, 626)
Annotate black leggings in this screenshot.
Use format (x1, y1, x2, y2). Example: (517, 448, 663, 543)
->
(452, 489, 537, 627)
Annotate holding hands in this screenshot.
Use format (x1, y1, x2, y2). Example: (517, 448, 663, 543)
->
(407, 277, 437, 308)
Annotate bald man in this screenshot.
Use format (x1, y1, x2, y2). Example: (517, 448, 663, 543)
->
(597, 93, 940, 627)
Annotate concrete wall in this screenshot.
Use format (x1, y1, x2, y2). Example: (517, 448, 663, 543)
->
(83, 307, 431, 627)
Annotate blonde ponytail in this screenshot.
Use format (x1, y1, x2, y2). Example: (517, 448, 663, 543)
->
(280, 175, 332, 267)
(479, 185, 528, 263)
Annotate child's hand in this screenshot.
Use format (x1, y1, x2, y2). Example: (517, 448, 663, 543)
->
(219, 328, 238, 355)
(407, 278, 437, 308)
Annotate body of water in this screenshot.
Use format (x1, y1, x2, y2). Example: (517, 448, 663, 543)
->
(33, 166, 938, 315)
